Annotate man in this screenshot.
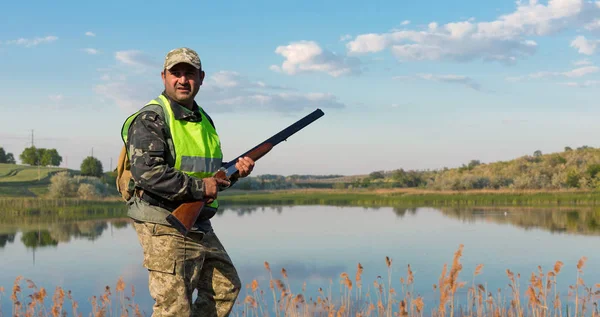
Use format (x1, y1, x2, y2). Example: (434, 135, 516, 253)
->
(120, 47, 255, 316)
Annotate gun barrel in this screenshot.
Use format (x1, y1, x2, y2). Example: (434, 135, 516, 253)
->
(223, 108, 325, 170)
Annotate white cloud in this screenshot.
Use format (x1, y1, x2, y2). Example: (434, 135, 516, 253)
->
(94, 81, 158, 113)
(573, 58, 592, 66)
(271, 40, 362, 77)
(201, 71, 345, 112)
(585, 19, 600, 31)
(339, 34, 352, 41)
(209, 71, 291, 91)
(94, 63, 345, 113)
(571, 35, 599, 55)
(562, 65, 599, 77)
(82, 48, 99, 55)
(401, 20, 411, 25)
(94, 50, 165, 112)
(394, 73, 482, 91)
(115, 50, 160, 71)
(560, 80, 600, 87)
(85, 31, 96, 37)
(507, 65, 599, 81)
(205, 92, 345, 113)
(4, 35, 58, 47)
(345, 0, 600, 64)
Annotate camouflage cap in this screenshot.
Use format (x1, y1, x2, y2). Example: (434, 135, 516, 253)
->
(163, 47, 202, 70)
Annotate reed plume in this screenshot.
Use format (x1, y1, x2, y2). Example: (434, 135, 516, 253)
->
(1, 249, 598, 317)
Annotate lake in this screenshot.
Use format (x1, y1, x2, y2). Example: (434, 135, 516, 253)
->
(1, 204, 599, 316)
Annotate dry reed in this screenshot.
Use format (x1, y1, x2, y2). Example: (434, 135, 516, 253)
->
(1, 245, 599, 317)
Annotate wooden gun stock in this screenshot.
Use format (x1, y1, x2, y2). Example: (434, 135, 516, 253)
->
(165, 108, 324, 236)
(166, 143, 274, 236)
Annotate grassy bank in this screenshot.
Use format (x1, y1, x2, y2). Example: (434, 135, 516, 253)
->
(218, 188, 600, 207)
(0, 163, 70, 198)
(3, 188, 600, 213)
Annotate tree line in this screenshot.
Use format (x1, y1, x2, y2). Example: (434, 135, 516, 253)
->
(1, 145, 104, 177)
(0, 147, 16, 164)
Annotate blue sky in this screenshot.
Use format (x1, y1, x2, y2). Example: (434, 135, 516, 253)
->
(1, 0, 600, 175)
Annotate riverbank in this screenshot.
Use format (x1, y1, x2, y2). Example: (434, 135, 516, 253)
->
(218, 188, 600, 207)
(2, 188, 600, 211)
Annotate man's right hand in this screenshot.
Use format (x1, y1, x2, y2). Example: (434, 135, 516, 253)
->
(202, 177, 231, 204)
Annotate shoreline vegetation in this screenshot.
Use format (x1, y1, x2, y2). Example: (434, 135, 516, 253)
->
(3, 188, 600, 211)
(4, 146, 600, 199)
(219, 188, 600, 207)
(2, 245, 598, 317)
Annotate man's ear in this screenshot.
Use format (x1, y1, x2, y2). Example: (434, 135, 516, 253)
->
(199, 70, 205, 85)
(161, 69, 166, 84)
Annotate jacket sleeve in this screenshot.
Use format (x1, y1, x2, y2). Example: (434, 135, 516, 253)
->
(126, 111, 206, 202)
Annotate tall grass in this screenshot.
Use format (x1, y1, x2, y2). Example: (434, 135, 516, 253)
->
(1, 245, 598, 317)
(0, 198, 123, 212)
(219, 189, 600, 208)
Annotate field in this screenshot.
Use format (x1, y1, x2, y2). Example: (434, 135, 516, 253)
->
(2, 245, 598, 317)
(0, 164, 68, 197)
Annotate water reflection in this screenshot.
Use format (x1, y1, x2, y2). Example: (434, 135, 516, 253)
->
(437, 206, 600, 236)
(0, 233, 15, 247)
(0, 219, 131, 249)
(1, 204, 600, 317)
(2, 205, 600, 251)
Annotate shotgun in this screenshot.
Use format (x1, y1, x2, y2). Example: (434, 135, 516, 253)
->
(166, 108, 325, 235)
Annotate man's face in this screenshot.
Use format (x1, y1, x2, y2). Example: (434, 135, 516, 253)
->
(161, 63, 205, 106)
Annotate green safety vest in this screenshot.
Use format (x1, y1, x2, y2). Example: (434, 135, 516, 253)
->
(121, 94, 223, 210)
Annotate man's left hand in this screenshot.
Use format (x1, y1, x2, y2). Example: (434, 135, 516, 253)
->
(236, 156, 255, 178)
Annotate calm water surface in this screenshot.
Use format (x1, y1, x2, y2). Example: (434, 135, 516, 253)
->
(1, 205, 599, 316)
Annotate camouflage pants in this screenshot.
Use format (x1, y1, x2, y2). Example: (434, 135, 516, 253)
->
(133, 221, 241, 317)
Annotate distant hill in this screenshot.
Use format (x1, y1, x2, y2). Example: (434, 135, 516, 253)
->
(233, 146, 600, 191)
(0, 163, 68, 182)
(361, 146, 600, 191)
(0, 163, 117, 198)
(0, 163, 70, 197)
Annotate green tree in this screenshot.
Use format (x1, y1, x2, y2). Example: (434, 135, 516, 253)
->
(0, 148, 14, 164)
(5, 153, 15, 164)
(533, 150, 542, 157)
(20, 146, 40, 165)
(587, 164, 600, 179)
(548, 154, 567, 167)
(566, 171, 580, 188)
(369, 171, 385, 179)
(41, 148, 62, 166)
(80, 156, 103, 177)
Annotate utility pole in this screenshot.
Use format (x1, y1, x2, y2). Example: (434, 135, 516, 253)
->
(110, 157, 113, 171)
(30, 129, 34, 147)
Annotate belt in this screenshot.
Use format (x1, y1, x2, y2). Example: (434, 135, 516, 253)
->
(138, 190, 181, 212)
(137, 189, 218, 222)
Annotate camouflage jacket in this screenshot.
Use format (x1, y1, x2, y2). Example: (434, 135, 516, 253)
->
(125, 91, 221, 232)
